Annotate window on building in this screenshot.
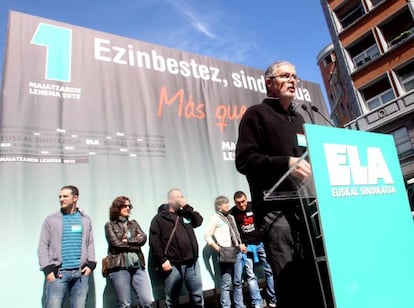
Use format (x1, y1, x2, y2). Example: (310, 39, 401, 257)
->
(332, 112, 340, 127)
(353, 45, 380, 67)
(396, 61, 414, 92)
(378, 7, 414, 48)
(347, 103, 355, 119)
(360, 77, 395, 110)
(324, 54, 333, 66)
(370, 0, 385, 7)
(335, 0, 365, 29)
(329, 71, 343, 103)
(347, 33, 380, 68)
(340, 103, 346, 117)
(391, 127, 413, 157)
(366, 89, 395, 109)
(329, 93, 334, 104)
(347, 104, 351, 113)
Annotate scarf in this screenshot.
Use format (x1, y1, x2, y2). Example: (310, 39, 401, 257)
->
(217, 211, 241, 247)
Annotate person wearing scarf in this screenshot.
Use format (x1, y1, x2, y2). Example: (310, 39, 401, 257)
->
(204, 195, 247, 308)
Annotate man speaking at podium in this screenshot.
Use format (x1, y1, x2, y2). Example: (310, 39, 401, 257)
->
(235, 61, 321, 307)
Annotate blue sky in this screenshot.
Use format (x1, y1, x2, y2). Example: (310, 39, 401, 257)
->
(0, 0, 332, 93)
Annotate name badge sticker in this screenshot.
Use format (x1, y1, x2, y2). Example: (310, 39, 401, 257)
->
(297, 133, 307, 147)
(72, 224, 82, 232)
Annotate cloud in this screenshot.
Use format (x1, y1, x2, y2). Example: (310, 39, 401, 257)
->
(165, 0, 217, 39)
(191, 21, 216, 39)
(115, 0, 260, 67)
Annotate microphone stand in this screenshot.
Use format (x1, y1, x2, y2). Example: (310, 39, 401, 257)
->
(301, 104, 315, 124)
(310, 105, 336, 127)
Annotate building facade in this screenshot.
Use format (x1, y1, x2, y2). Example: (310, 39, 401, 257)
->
(319, 0, 414, 207)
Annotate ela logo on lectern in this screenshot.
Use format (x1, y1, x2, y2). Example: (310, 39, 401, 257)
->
(324, 142, 395, 187)
(323, 144, 396, 198)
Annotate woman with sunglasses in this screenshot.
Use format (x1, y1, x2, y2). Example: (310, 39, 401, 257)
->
(104, 196, 153, 308)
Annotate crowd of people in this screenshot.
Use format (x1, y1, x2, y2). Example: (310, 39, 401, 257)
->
(37, 61, 320, 308)
(38, 185, 278, 308)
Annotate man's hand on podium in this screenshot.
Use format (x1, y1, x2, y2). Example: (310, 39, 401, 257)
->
(289, 156, 312, 181)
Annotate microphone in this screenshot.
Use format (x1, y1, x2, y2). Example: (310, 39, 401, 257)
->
(311, 105, 336, 127)
(301, 104, 315, 124)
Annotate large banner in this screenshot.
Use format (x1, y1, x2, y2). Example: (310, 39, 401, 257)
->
(0, 11, 327, 307)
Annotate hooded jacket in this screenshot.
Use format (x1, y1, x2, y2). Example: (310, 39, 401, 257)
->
(149, 203, 203, 266)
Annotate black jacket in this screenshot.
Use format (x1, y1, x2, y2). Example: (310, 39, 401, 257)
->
(149, 203, 203, 266)
(235, 97, 307, 209)
(104, 218, 147, 270)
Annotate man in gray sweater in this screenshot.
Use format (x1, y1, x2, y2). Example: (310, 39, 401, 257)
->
(38, 185, 96, 308)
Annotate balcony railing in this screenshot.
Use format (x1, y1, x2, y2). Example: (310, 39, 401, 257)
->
(339, 5, 365, 29)
(353, 44, 380, 68)
(345, 90, 414, 131)
(389, 28, 414, 47)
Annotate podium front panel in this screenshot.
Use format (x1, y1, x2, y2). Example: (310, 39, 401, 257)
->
(305, 124, 414, 308)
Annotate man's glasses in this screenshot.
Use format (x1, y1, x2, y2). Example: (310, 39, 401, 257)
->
(270, 73, 300, 83)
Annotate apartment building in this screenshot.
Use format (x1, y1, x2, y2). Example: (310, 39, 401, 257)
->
(319, 0, 414, 206)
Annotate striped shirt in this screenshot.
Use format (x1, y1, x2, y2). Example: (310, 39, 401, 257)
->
(61, 211, 82, 269)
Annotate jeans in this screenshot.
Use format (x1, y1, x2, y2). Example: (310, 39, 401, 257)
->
(109, 268, 153, 308)
(218, 261, 233, 308)
(163, 261, 204, 307)
(244, 243, 277, 304)
(233, 252, 245, 307)
(44, 269, 89, 308)
(219, 252, 244, 308)
(238, 252, 262, 306)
